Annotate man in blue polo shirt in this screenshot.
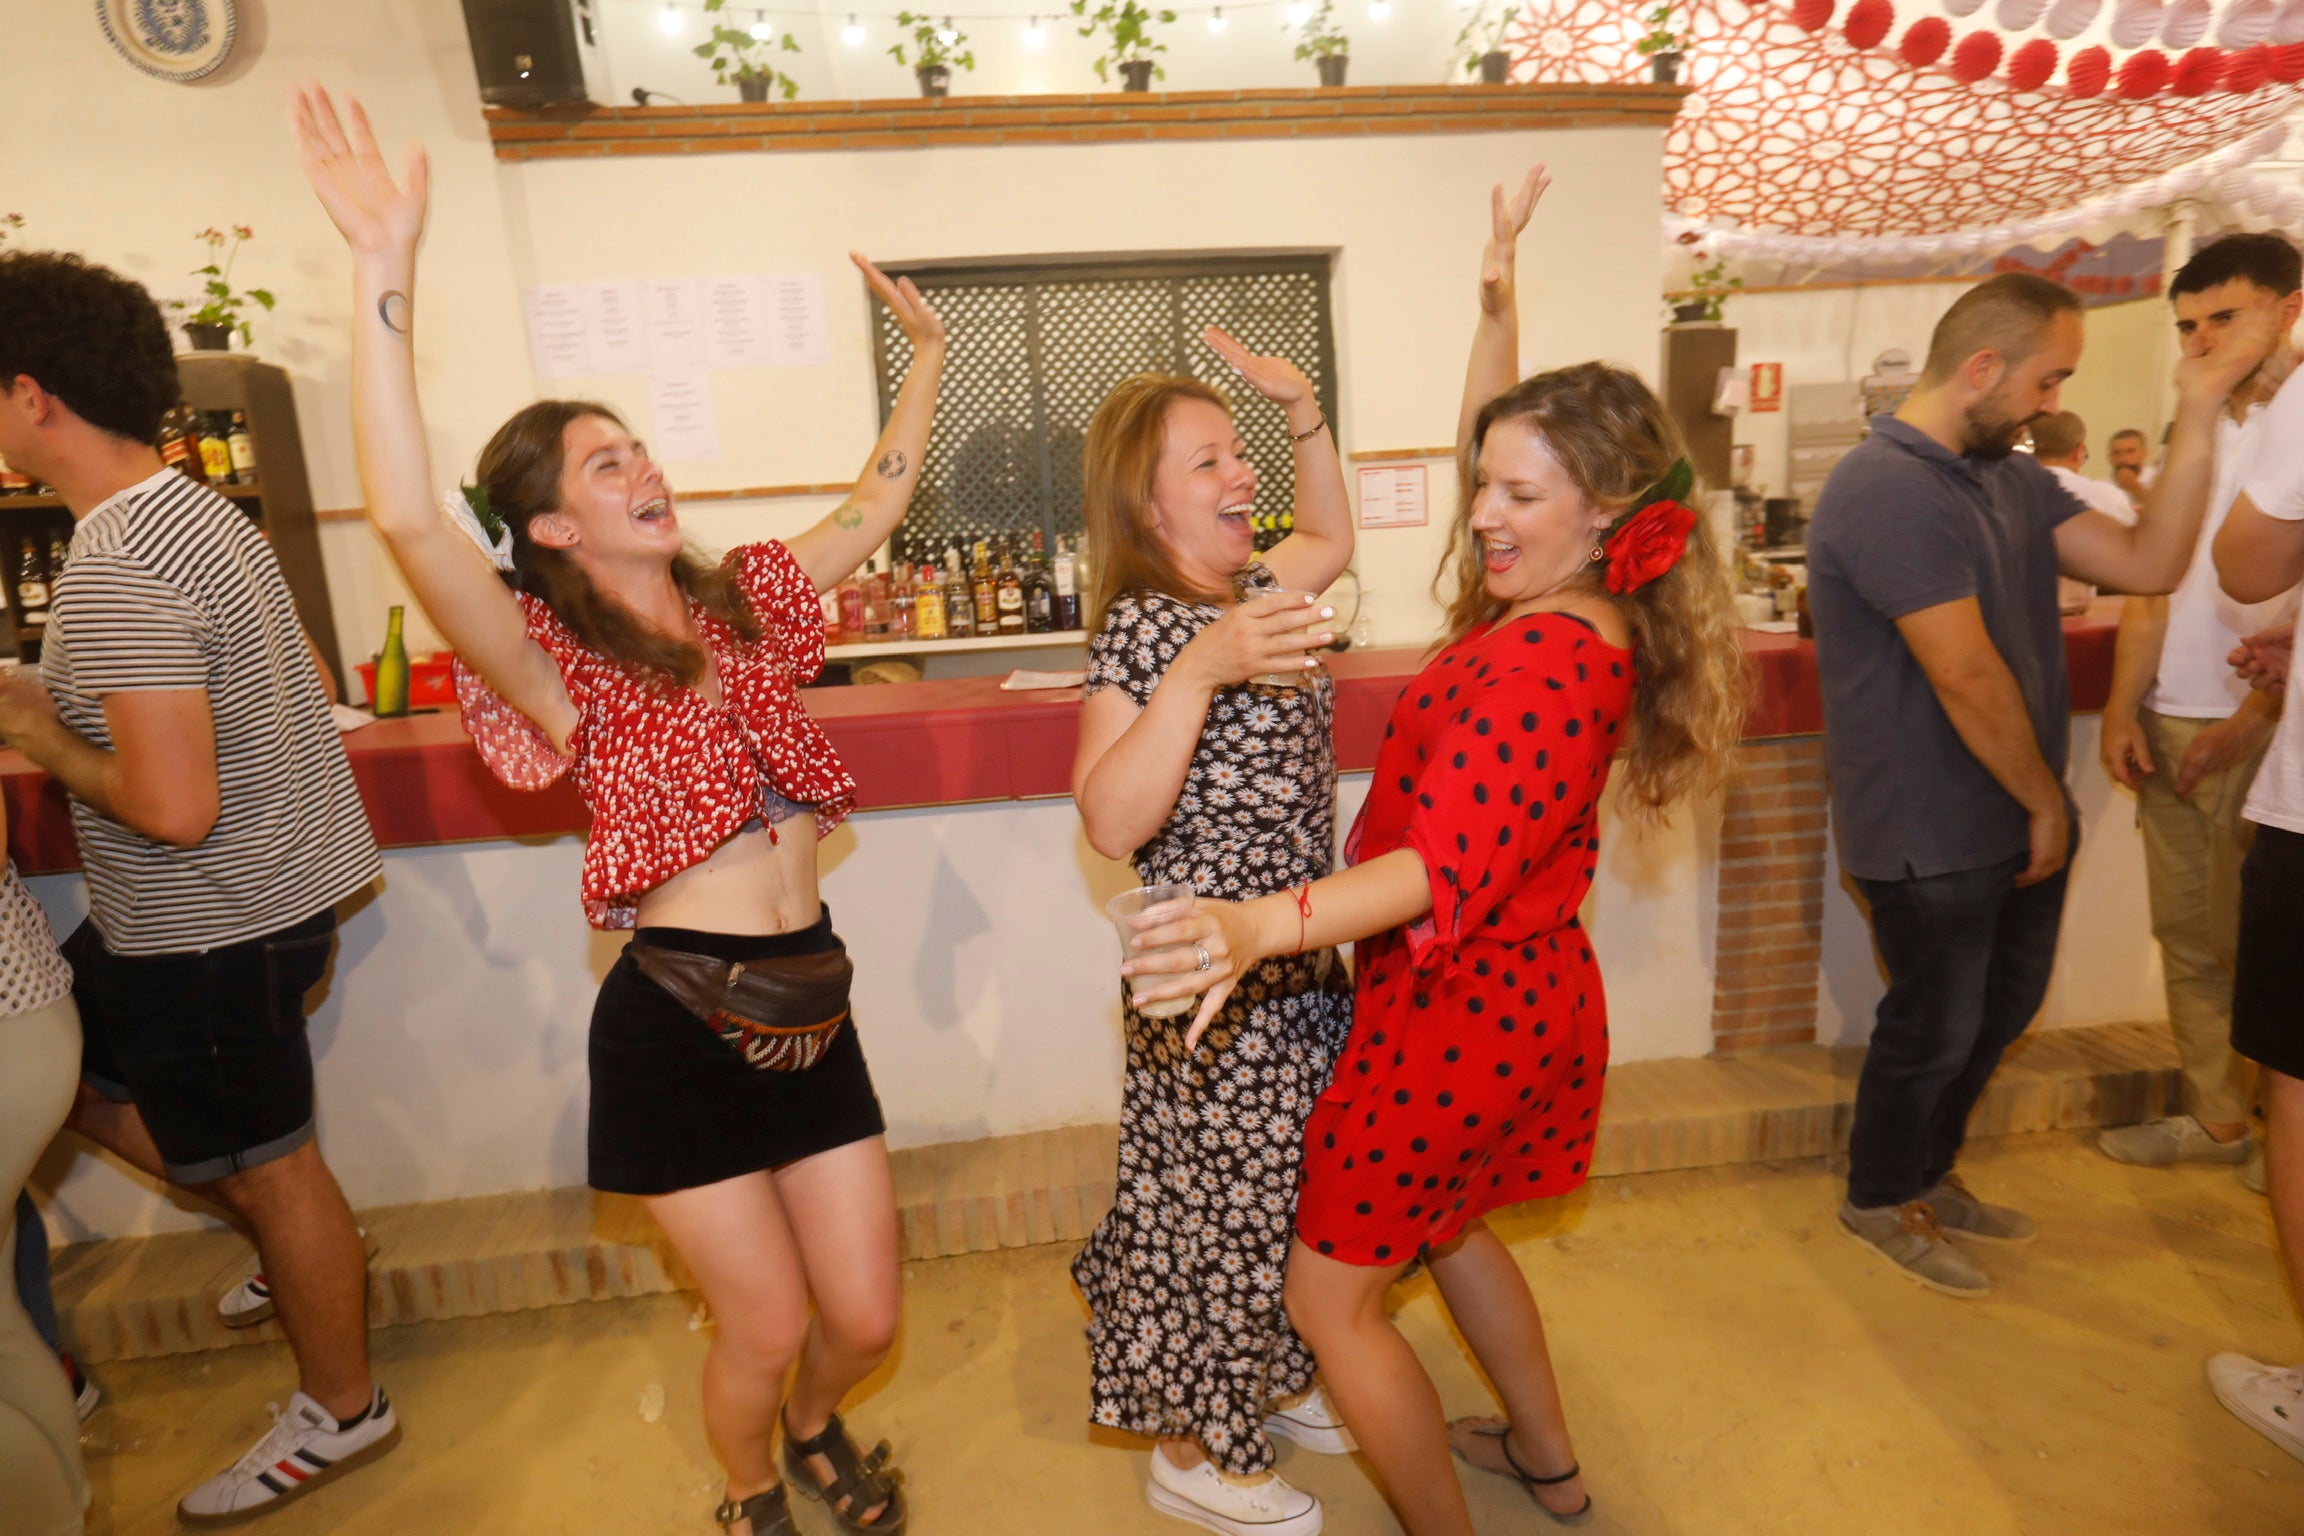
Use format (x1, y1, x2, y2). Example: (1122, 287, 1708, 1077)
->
(1808, 271, 2271, 1299)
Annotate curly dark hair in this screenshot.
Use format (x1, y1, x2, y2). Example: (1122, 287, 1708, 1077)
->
(0, 251, 179, 445)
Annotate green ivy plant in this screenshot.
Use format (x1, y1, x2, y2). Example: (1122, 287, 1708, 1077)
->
(1070, 0, 1177, 81)
(1293, 0, 1348, 60)
(693, 0, 801, 99)
(0, 213, 21, 246)
(889, 12, 976, 71)
(1673, 255, 1742, 321)
(1456, 1, 1513, 73)
(1635, 2, 1684, 55)
(170, 226, 275, 347)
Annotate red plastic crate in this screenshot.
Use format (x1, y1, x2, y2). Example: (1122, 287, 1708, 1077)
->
(355, 651, 457, 709)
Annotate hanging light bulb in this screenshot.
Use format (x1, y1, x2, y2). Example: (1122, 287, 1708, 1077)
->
(842, 12, 865, 44)
(657, 0, 684, 36)
(1368, 0, 1389, 16)
(1024, 13, 1047, 45)
(1207, 4, 1228, 28)
(1285, 0, 1312, 22)
(936, 15, 959, 42)
(749, 9, 775, 39)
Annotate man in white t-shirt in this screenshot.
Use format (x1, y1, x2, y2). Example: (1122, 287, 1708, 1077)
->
(2205, 233, 2304, 1468)
(2029, 410, 2138, 613)
(2108, 427, 2156, 512)
(2098, 237, 2300, 1180)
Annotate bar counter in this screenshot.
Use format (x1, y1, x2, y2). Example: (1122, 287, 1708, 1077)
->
(0, 605, 2121, 876)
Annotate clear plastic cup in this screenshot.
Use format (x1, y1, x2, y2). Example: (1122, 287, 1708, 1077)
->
(1107, 882, 1199, 1019)
(1253, 589, 1327, 688)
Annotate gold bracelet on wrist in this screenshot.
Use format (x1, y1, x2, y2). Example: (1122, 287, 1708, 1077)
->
(1289, 415, 1328, 444)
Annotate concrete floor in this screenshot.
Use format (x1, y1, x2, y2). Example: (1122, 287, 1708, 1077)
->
(68, 1130, 2303, 1536)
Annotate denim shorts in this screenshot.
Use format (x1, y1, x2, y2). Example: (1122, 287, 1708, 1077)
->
(68, 909, 338, 1185)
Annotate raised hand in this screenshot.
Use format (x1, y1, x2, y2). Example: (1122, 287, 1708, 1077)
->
(853, 253, 945, 353)
(1478, 163, 1551, 318)
(290, 81, 429, 258)
(2177, 294, 2284, 407)
(1203, 326, 1312, 409)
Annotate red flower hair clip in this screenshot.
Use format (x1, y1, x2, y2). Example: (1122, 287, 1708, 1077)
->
(1603, 499, 1697, 594)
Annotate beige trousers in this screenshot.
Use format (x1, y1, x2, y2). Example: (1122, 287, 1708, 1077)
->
(0, 994, 87, 1536)
(2137, 709, 2262, 1127)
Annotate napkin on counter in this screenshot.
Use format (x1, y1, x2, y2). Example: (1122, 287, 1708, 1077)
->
(1002, 669, 1088, 691)
(332, 704, 378, 733)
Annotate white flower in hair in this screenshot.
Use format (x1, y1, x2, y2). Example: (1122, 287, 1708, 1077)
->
(443, 485, 515, 573)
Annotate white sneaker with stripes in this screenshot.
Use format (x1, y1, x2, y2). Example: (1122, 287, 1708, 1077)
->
(177, 1387, 401, 1525)
(218, 1228, 378, 1328)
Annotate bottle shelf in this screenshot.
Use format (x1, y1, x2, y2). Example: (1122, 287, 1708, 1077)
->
(0, 482, 264, 512)
(826, 629, 1087, 661)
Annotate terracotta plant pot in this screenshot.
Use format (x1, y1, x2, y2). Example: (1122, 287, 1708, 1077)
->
(1316, 54, 1349, 87)
(916, 63, 951, 98)
(737, 73, 772, 102)
(1479, 49, 1511, 83)
(1650, 50, 1683, 83)
(1118, 58, 1156, 91)
(183, 322, 232, 352)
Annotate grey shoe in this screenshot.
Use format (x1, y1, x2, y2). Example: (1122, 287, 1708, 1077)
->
(1838, 1200, 1991, 1298)
(1922, 1173, 2036, 1245)
(2241, 1144, 2268, 1196)
(2098, 1115, 2253, 1168)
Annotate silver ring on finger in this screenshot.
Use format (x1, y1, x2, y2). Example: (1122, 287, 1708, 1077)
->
(1194, 943, 1213, 972)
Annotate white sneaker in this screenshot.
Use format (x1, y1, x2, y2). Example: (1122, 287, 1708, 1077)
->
(219, 1228, 377, 1328)
(1146, 1445, 1324, 1536)
(2097, 1115, 2252, 1167)
(2207, 1353, 2304, 1464)
(1264, 1383, 1357, 1455)
(178, 1387, 401, 1524)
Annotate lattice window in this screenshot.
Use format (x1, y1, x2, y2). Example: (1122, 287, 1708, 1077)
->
(869, 255, 1340, 564)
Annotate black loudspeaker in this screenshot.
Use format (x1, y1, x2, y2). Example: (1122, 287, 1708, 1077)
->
(459, 0, 602, 109)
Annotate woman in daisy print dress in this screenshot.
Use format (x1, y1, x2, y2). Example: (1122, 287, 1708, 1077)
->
(1070, 336, 1356, 1536)
(1130, 168, 1747, 1536)
(297, 86, 932, 1536)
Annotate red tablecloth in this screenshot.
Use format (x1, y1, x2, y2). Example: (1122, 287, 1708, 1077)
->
(0, 605, 2119, 875)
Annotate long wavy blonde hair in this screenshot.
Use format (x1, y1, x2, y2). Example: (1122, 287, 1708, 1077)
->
(1080, 373, 1240, 631)
(1436, 363, 1748, 819)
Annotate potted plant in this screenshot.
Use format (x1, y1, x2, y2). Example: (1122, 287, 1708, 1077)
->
(1637, 3, 1685, 83)
(1458, 3, 1514, 83)
(1294, 0, 1350, 87)
(168, 226, 274, 352)
(1669, 255, 1741, 323)
(693, 0, 801, 101)
(0, 213, 20, 246)
(1070, 0, 1176, 91)
(890, 13, 975, 97)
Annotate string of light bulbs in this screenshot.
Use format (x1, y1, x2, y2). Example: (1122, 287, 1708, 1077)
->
(634, 0, 1460, 46)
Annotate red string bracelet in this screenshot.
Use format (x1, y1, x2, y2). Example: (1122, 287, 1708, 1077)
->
(1292, 882, 1313, 954)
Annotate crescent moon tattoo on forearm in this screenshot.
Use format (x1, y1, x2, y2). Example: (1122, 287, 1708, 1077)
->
(876, 450, 907, 479)
(378, 290, 411, 335)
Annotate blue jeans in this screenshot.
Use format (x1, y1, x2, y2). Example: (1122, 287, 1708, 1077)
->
(11, 1192, 60, 1355)
(1846, 850, 2071, 1209)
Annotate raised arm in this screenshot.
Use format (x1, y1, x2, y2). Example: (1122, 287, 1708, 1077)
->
(1457, 165, 1550, 457)
(1205, 327, 1353, 594)
(783, 260, 946, 594)
(291, 82, 575, 746)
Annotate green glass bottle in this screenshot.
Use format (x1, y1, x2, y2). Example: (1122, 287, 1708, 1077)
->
(373, 605, 410, 718)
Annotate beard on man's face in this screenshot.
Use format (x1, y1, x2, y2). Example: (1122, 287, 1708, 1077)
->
(1960, 395, 2036, 461)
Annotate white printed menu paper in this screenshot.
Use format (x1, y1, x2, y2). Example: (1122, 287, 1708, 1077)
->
(702, 276, 777, 369)
(645, 369, 722, 463)
(583, 281, 650, 375)
(1357, 464, 1429, 529)
(521, 273, 830, 376)
(520, 284, 591, 380)
(642, 278, 708, 372)
(764, 273, 831, 367)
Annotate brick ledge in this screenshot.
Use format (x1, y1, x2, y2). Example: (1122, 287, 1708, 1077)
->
(485, 83, 1687, 160)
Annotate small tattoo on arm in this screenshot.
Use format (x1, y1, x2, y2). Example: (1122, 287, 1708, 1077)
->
(876, 450, 907, 479)
(832, 500, 864, 529)
(377, 290, 411, 334)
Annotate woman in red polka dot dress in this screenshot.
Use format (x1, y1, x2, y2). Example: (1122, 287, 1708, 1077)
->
(299, 85, 931, 1536)
(1128, 168, 1746, 1535)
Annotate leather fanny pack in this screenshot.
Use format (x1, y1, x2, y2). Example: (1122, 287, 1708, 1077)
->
(630, 939, 854, 1072)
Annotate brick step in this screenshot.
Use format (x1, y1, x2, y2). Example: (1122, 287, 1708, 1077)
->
(49, 1022, 2177, 1364)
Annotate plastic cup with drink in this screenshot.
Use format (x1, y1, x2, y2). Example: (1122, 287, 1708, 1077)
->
(1107, 882, 1205, 1020)
(1253, 588, 1329, 689)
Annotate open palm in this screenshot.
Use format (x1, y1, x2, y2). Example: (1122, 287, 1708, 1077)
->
(1203, 326, 1311, 408)
(852, 253, 946, 352)
(1478, 163, 1551, 317)
(290, 81, 429, 257)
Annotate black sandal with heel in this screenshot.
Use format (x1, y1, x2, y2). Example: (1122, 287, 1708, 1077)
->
(1450, 1419, 1594, 1527)
(713, 1483, 799, 1536)
(781, 1411, 907, 1535)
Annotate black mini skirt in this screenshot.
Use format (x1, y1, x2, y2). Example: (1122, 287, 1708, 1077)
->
(587, 908, 887, 1196)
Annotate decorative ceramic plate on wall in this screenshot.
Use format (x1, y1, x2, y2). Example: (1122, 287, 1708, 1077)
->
(96, 0, 238, 82)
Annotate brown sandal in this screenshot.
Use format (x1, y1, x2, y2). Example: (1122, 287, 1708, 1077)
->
(1447, 1418, 1594, 1527)
(713, 1483, 799, 1536)
(782, 1411, 907, 1534)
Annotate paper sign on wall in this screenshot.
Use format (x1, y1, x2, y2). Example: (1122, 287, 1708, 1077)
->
(764, 273, 830, 367)
(519, 273, 832, 380)
(1357, 464, 1428, 529)
(584, 281, 650, 374)
(1749, 361, 1784, 413)
(646, 369, 722, 462)
(643, 278, 708, 372)
(521, 285, 591, 380)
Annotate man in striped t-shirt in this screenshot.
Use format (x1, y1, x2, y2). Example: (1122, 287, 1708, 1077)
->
(0, 251, 397, 1523)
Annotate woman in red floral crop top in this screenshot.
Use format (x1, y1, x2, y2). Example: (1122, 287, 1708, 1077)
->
(298, 86, 927, 1536)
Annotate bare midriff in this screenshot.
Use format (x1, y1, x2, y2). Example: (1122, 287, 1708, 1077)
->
(631, 818, 823, 935)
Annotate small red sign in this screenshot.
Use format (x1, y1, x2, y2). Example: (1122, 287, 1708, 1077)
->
(1749, 362, 1784, 413)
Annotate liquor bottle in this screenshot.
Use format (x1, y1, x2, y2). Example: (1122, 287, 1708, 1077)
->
(820, 586, 844, 647)
(890, 561, 917, 641)
(197, 413, 234, 484)
(45, 532, 69, 593)
(227, 411, 259, 484)
(1023, 530, 1054, 634)
(157, 403, 207, 483)
(861, 558, 892, 641)
(836, 568, 865, 644)
(0, 453, 32, 497)
(970, 538, 998, 632)
(1052, 535, 1080, 631)
(1072, 533, 1094, 623)
(944, 559, 976, 639)
(14, 541, 49, 629)
(995, 538, 1026, 636)
(914, 562, 947, 640)
(373, 605, 410, 717)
